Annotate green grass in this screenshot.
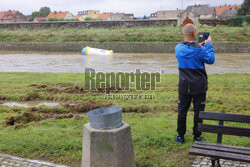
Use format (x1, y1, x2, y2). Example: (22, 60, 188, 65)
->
(0, 26, 249, 42)
(0, 72, 249, 167)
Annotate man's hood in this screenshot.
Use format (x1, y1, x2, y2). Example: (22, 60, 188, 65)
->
(177, 42, 202, 58)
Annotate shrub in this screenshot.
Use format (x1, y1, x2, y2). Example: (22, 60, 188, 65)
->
(85, 17, 96, 21)
(227, 16, 250, 27)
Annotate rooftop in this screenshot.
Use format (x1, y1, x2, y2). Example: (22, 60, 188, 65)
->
(215, 5, 241, 16)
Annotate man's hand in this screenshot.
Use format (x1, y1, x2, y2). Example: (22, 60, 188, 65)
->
(205, 36, 212, 44)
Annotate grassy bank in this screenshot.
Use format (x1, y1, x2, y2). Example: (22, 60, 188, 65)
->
(0, 26, 249, 42)
(0, 73, 249, 167)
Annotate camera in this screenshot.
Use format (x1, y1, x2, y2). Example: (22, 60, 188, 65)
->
(198, 32, 210, 43)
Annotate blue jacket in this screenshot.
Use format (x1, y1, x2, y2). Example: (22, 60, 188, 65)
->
(175, 42, 215, 95)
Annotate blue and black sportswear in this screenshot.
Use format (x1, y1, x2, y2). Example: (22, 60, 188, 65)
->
(175, 42, 215, 95)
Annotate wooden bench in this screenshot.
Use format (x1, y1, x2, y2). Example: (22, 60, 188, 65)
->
(189, 111, 250, 167)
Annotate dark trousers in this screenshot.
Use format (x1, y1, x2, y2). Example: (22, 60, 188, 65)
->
(177, 92, 206, 137)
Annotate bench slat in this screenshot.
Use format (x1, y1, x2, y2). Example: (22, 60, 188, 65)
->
(194, 141, 250, 151)
(198, 124, 250, 137)
(189, 147, 250, 163)
(199, 112, 250, 123)
(192, 143, 250, 155)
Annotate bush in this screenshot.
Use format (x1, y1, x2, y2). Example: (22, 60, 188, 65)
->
(85, 17, 96, 21)
(47, 18, 79, 22)
(227, 16, 250, 27)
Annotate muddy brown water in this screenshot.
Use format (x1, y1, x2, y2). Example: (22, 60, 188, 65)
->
(0, 51, 249, 73)
(1, 101, 60, 107)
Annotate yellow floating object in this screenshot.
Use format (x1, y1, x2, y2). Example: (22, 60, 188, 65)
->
(82, 46, 113, 56)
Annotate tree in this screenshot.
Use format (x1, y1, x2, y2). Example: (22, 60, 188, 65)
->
(237, 0, 250, 16)
(29, 6, 51, 21)
(39, 7, 51, 17)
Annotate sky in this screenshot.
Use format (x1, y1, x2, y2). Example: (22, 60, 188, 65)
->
(0, 0, 244, 17)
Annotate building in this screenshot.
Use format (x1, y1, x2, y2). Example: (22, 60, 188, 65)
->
(97, 12, 112, 20)
(74, 15, 85, 21)
(150, 13, 157, 19)
(215, 5, 241, 19)
(186, 4, 216, 20)
(124, 13, 134, 20)
(0, 10, 27, 23)
(150, 10, 183, 20)
(78, 10, 99, 19)
(107, 13, 134, 21)
(47, 11, 73, 20)
(33, 17, 47, 22)
(177, 12, 199, 27)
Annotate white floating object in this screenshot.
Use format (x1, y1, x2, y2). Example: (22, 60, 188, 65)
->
(82, 46, 113, 56)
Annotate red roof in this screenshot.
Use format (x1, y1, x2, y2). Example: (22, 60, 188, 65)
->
(47, 11, 69, 19)
(34, 17, 47, 21)
(97, 12, 112, 20)
(0, 10, 18, 20)
(215, 5, 241, 16)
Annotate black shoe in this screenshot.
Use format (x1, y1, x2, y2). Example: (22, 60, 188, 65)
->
(193, 136, 206, 142)
(175, 135, 184, 144)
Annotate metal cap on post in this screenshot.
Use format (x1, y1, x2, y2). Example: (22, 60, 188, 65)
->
(87, 107, 122, 129)
(82, 107, 136, 167)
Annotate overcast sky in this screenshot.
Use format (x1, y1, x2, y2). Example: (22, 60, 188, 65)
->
(0, 0, 244, 17)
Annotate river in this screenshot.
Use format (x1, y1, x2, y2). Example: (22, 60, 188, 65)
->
(0, 51, 249, 73)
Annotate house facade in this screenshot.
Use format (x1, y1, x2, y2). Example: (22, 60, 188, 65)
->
(33, 17, 47, 22)
(0, 10, 26, 23)
(97, 12, 112, 20)
(186, 4, 216, 20)
(215, 5, 241, 19)
(47, 11, 73, 20)
(74, 15, 85, 21)
(78, 10, 100, 19)
(150, 13, 157, 19)
(107, 13, 134, 21)
(150, 10, 183, 20)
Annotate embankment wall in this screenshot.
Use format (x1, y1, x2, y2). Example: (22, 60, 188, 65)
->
(0, 42, 249, 53)
(0, 19, 230, 30)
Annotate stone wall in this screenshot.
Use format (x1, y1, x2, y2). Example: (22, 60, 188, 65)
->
(0, 20, 177, 30)
(0, 19, 230, 30)
(0, 42, 249, 53)
(199, 19, 230, 26)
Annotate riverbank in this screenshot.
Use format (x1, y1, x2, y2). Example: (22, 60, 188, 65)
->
(1, 26, 249, 53)
(0, 27, 249, 42)
(0, 42, 249, 53)
(0, 73, 249, 167)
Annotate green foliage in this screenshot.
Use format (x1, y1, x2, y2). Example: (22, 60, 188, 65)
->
(237, 0, 250, 16)
(47, 17, 58, 21)
(85, 17, 96, 21)
(66, 18, 80, 21)
(242, 21, 248, 27)
(47, 18, 79, 22)
(39, 7, 51, 17)
(227, 15, 250, 26)
(29, 6, 51, 21)
(0, 26, 249, 42)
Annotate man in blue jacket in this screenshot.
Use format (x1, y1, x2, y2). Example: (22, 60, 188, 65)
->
(175, 24, 215, 144)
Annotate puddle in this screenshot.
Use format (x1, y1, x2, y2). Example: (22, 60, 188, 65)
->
(1, 101, 60, 108)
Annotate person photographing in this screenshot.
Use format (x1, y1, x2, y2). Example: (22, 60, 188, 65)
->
(175, 24, 215, 144)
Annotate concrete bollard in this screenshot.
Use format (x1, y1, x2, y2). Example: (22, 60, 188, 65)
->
(82, 121, 136, 167)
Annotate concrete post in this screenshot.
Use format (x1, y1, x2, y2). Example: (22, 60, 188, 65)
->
(82, 121, 136, 167)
